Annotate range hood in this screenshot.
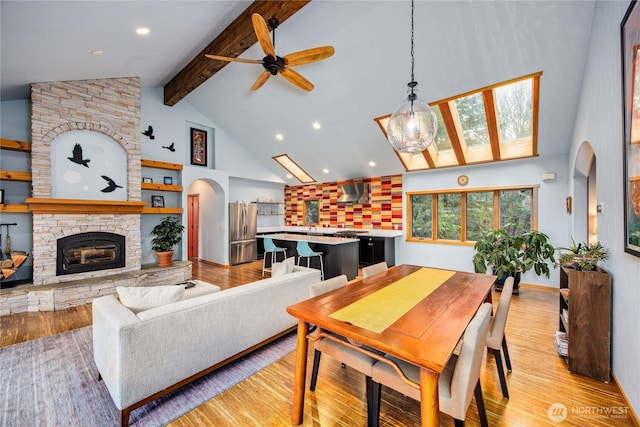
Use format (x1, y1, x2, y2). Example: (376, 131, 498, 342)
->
(337, 182, 369, 204)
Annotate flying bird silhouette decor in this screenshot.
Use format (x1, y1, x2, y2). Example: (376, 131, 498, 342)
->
(101, 175, 123, 193)
(67, 143, 90, 167)
(142, 125, 155, 140)
(162, 142, 176, 152)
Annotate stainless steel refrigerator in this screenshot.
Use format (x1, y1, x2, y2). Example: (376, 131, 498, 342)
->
(229, 202, 257, 265)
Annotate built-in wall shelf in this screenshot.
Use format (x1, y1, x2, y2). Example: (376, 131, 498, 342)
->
(0, 204, 30, 213)
(1, 170, 31, 182)
(142, 207, 183, 214)
(141, 159, 183, 171)
(0, 138, 31, 152)
(141, 182, 183, 192)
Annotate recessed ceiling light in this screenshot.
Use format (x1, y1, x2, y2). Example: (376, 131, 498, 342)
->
(369, 161, 376, 167)
(275, 133, 284, 141)
(312, 122, 321, 130)
(136, 27, 150, 36)
(322, 168, 329, 174)
(286, 174, 293, 179)
(91, 50, 104, 56)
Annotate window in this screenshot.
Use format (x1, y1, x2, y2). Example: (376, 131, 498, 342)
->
(374, 72, 541, 171)
(304, 199, 319, 225)
(273, 154, 315, 183)
(407, 186, 537, 244)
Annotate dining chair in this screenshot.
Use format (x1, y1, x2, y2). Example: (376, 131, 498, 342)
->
(307, 275, 379, 424)
(362, 261, 388, 278)
(296, 240, 324, 280)
(487, 276, 514, 399)
(262, 238, 287, 277)
(368, 302, 493, 427)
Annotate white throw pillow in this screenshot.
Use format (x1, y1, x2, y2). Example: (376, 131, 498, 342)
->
(271, 256, 295, 277)
(117, 285, 185, 314)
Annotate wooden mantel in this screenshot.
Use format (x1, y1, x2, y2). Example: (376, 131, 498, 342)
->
(25, 198, 147, 214)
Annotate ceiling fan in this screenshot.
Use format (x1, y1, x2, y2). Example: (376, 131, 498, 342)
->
(205, 13, 334, 92)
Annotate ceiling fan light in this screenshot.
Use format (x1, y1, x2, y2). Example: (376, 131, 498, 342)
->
(387, 91, 437, 153)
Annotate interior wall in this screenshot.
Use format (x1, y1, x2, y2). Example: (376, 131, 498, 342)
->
(399, 154, 569, 288)
(570, 0, 640, 416)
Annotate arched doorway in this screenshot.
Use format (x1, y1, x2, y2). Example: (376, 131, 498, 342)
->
(573, 142, 598, 243)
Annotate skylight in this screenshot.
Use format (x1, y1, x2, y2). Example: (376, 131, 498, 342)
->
(273, 154, 315, 184)
(374, 72, 541, 171)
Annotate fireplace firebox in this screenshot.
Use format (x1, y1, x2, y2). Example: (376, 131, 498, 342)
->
(57, 232, 125, 276)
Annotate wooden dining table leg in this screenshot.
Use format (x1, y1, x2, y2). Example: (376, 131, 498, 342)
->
(419, 367, 440, 427)
(291, 320, 309, 425)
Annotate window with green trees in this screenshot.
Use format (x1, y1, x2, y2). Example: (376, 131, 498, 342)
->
(408, 186, 536, 244)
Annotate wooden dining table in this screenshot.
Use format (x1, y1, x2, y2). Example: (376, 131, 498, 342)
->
(286, 264, 495, 427)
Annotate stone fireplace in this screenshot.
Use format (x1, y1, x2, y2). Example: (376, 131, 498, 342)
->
(0, 77, 191, 315)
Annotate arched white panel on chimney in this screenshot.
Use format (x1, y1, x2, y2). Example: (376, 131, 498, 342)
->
(50, 130, 127, 200)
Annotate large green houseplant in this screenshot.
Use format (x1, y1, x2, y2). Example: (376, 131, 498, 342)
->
(556, 239, 609, 271)
(150, 216, 185, 267)
(472, 226, 555, 293)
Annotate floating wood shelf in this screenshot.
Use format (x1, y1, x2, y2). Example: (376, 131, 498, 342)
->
(1, 170, 31, 182)
(141, 159, 183, 171)
(141, 207, 183, 214)
(0, 204, 30, 213)
(25, 198, 147, 214)
(0, 138, 31, 152)
(141, 182, 183, 192)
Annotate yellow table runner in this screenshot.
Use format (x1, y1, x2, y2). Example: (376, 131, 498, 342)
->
(329, 267, 456, 333)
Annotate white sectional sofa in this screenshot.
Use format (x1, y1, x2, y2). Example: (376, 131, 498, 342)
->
(92, 264, 320, 426)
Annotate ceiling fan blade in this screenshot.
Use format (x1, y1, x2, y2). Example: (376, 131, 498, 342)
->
(250, 70, 271, 91)
(252, 13, 276, 58)
(284, 46, 335, 66)
(204, 54, 263, 64)
(280, 67, 314, 92)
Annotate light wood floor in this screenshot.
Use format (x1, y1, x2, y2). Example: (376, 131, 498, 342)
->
(1, 261, 636, 426)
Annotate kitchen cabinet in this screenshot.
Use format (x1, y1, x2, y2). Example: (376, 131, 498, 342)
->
(359, 236, 395, 267)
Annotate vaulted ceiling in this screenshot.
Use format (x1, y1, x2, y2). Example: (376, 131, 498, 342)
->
(0, 1, 596, 184)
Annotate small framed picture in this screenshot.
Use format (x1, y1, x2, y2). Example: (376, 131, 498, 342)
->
(0, 189, 4, 204)
(151, 195, 165, 208)
(142, 177, 153, 183)
(163, 176, 173, 185)
(190, 127, 207, 167)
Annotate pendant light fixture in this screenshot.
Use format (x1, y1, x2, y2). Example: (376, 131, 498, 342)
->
(387, 0, 437, 153)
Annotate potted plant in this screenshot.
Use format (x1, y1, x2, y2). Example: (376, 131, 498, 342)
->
(556, 239, 609, 271)
(150, 216, 185, 267)
(472, 226, 555, 294)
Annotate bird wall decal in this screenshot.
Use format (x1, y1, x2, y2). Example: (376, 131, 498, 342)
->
(67, 143, 90, 167)
(162, 142, 176, 152)
(101, 175, 123, 193)
(142, 125, 155, 140)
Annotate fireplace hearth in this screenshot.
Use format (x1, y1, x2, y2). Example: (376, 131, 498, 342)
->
(57, 232, 125, 276)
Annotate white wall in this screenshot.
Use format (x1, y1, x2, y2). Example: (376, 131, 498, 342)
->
(398, 154, 570, 287)
(229, 177, 286, 228)
(570, 0, 640, 415)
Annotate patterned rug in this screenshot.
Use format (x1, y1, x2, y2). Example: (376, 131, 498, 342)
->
(0, 326, 296, 426)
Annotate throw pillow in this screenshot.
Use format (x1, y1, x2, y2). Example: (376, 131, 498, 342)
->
(117, 285, 185, 314)
(271, 256, 295, 277)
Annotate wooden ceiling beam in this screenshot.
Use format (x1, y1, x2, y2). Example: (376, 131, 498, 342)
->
(164, 0, 311, 106)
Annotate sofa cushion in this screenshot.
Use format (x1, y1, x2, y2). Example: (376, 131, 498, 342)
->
(117, 285, 185, 314)
(271, 256, 295, 277)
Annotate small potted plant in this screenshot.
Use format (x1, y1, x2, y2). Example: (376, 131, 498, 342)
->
(150, 216, 185, 267)
(472, 225, 555, 294)
(556, 239, 609, 271)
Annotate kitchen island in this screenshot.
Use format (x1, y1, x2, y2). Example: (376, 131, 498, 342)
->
(259, 233, 359, 280)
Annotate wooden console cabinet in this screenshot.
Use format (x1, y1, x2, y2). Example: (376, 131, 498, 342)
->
(559, 266, 611, 382)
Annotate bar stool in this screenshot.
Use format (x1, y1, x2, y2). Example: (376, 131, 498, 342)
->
(296, 240, 324, 280)
(262, 238, 287, 278)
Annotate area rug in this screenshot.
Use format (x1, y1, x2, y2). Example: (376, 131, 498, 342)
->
(0, 326, 296, 426)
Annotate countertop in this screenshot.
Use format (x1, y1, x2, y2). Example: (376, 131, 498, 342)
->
(259, 233, 360, 245)
(257, 226, 403, 238)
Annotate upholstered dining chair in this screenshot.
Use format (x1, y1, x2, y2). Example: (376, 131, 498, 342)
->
(362, 261, 388, 279)
(297, 240, 324, 280)
(307, 275, 380, 424)
(262, 238, 287, 278)
(368, 303, 493, 427)
(486, 276, 515, 399)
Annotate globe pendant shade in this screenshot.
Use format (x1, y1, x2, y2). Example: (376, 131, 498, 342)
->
(387, 96, 437, 153)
